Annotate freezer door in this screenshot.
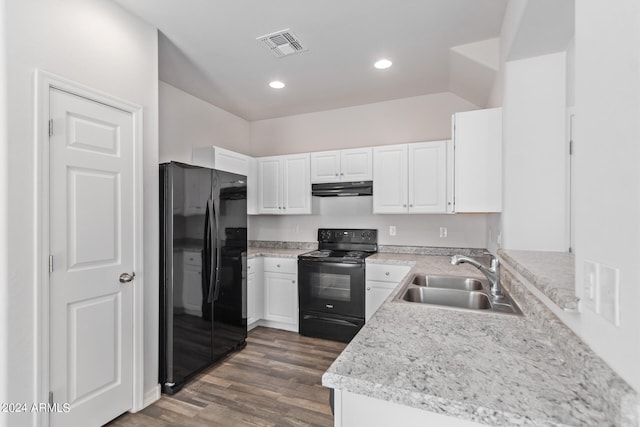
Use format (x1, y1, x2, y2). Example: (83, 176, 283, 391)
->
(159, 162, 213, 393)
(211, 170, 248, 360)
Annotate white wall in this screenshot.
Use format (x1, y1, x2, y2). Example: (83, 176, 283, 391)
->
(251, 197, 488, 248)
(573, 0, 640, 393)
(0, 0, 8, 418)
(250, 92, 478, 156)
(501, 52, 568, 251)
(2, 1, 159, 425)
(159, 81, 250, 163)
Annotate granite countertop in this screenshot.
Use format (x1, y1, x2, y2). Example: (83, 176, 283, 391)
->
(247, 247, 308, 258)
(499, 249, 578, 311)
(322, 253, 629, 426)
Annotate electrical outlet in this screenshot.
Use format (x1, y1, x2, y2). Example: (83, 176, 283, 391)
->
(389, 225, 396, 236)
(582, 260, 597, 312)
(598, 264, 620, 326)
(439, 227, 448, 238)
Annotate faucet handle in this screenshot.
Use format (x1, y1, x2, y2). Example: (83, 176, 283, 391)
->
(483, 251, 496, 261)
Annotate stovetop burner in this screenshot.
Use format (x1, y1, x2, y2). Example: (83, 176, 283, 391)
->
(298, 249, 374, 263)
(298, 228, 378, 263)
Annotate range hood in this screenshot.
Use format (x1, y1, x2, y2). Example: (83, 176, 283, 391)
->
(312, 181, 373, 197)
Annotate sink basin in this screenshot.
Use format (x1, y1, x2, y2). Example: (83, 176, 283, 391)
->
(412, 275, 483, 291)
(402, 287, 491, 310)
(395, 274, 523, 316)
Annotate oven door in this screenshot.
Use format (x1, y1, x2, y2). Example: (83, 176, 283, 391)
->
(298, 259, 365, 318)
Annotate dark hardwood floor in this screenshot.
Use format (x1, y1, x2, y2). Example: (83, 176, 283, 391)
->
(107, 327, 347, 426)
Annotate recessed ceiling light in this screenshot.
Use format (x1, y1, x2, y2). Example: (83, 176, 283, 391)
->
(269, 81, 285, 89)
(374, 59, 393, 70)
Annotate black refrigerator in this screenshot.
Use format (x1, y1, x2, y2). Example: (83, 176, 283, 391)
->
(159, 161, 247, 394)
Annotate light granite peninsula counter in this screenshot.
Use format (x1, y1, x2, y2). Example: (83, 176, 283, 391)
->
(323, 252, 638, 426)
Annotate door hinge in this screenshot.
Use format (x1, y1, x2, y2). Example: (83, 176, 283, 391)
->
(48, 119, 53, 137)
(569, 139, 574, 155)
(49, 255, 53, 273)
(49, 391, 53, 405)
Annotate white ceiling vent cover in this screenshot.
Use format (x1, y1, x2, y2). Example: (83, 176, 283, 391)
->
(257, 29, 307, 58)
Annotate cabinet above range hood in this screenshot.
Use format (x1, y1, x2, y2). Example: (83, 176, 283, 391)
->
(311, 181, 373, 197)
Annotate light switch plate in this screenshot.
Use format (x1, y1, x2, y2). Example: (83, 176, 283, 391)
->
(598, 264, 620, 326)
(389, 225, 396, 236)
(582, 260, 597, 312)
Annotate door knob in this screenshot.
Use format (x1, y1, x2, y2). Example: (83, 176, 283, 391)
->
(119, 272, 135, 283)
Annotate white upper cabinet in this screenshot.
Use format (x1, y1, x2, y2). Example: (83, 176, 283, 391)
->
(452, 108, 502, 213)
(310, 150, 341, 183)
(408, 141, 448, 213)
(192, 146, 250, 175)
(191, 145, 258, 214)
(373, 141, 449, 214)
(310, 147, 372, 183)
(257, 156, 282, 214)
(373, 145, 408, 213)
(258, 153, 311, 215)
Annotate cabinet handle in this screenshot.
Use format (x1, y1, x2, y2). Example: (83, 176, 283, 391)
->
(335, 173, 339, 176)
(340, 173, 344, 176)
(402, 204, 407, 207)
(409, 204, 413, 207)
(277, 264, 281, 268)
(367, 287, 371, 291)
(292, 280, 296, 284)
(385, 272, 390, 276)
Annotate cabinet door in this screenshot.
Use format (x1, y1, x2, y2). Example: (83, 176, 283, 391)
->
(247, 157, 258, 215)
(453, 108, 502, 212)
(263, 272, 298, 325)
(365, 281, 396, 321)
(257, 156, 282, 214)
(247, 272, 257, 324)
(282, 154, 311, 214)
(214, 147, 250, 176)
(373, 145, 408, 213)
(310, 151, 341, 183)
(408, 141, 448, 213)
(341, 148, 373, 181)
(247, 258, 263, 327)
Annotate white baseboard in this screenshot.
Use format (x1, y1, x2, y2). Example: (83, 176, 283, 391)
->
(142, 384, 161, 408)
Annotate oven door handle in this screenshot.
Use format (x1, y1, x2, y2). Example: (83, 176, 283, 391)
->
(299, 260, 362, 267)
(302, 314, 362, 327)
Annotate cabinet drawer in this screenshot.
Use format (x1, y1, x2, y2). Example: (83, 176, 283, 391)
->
(263, 257, 297, 274)
(183, 250, 202, 267)
(366, 263, 410, 283)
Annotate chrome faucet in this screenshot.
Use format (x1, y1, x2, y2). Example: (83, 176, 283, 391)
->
(451, 254, 503, 299)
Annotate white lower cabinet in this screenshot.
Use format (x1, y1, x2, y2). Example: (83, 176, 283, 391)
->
(260, 257, 299, 332)
(334, 389, 485, 427)
(247, 257, 263, 330)
(365, 263, 411, 321)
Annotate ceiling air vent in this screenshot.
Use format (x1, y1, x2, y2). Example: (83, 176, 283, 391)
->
(257, 29, 307, 58)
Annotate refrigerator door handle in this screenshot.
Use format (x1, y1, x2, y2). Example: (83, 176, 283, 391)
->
(212, 196, 222, 302)
(206, 198, 216, 303)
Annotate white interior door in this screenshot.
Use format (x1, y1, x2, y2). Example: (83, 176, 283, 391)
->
(49, 87, 135, 427)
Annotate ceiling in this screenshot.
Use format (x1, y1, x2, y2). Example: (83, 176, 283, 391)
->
(114, 0, 508, 120)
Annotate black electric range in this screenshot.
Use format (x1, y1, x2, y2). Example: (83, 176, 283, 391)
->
(298, 228, 378, 342)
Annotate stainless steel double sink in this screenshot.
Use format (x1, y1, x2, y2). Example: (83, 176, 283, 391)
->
(394, 274, 523, 315)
